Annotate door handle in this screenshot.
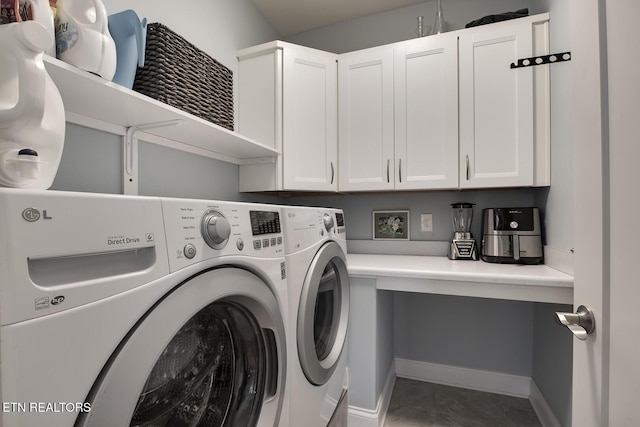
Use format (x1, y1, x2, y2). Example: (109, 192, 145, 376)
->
(398, 158, 402, 183)
(555, 305, 595, 340)
(465, 155, 470, 181)
(386, 159, 390, 183)
(330, 162, 335, 185)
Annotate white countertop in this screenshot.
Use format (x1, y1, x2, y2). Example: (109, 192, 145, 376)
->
(347, 254, 574, 304)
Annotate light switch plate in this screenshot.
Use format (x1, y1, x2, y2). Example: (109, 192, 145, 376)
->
(421, 213, 433, 232)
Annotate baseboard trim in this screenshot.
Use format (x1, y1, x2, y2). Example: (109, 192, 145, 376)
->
(349, 359, 563, 427)
(394, 358, 531, 398)
(347, 360, 396, 427)
(377, 361, 396, 427)
(529, 380, 563, 427)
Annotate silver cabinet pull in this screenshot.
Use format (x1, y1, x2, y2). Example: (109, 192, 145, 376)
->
(555, 305, 596, 340)
(398, 158, 402, 183)
(386, 159, 390, 183)
(330, 162, 335, 185)
(465, 155, 470, 181)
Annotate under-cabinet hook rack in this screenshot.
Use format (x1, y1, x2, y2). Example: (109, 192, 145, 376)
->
(510, 51, 571, 69)
(124, 119, 183, 195)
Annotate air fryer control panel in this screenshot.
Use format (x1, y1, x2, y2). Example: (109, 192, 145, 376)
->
(493, 208, 536, 231)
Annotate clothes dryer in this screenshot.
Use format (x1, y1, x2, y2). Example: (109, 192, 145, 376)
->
(281, 206, 349, 427)
(0, 189, 288, 427)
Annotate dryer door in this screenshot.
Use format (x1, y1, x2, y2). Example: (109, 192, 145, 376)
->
(77, 267, 285, 427)
(297, 241, 350, 385)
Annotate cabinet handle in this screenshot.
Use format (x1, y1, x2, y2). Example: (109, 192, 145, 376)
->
(330, 162, 335, 185)
(386, 159, 390, 183)
(398, 158, 402, 183)
(465, 155, 470, 181)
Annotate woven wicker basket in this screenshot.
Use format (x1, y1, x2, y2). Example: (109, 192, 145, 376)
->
(133, 23, 234, 130)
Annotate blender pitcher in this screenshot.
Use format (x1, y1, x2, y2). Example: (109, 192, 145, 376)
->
(448, 202, 479, 260)
(452, 202, 473, 238)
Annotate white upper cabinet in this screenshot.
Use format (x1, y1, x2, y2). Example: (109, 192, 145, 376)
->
(237, 13, 550, 193)
(458, 14, 550, 188)
(338, 32, 458, 192)
(394, 33, 459, 190)
(237, 41, 338, 192)
(338, 46, 395, 191)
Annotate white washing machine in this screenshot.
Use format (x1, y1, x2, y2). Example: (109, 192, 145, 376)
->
(0, 189, 288, 427)
(281, 206, 350, 427)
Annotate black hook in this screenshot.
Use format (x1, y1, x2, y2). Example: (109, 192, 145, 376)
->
(510, 52, 571, 69)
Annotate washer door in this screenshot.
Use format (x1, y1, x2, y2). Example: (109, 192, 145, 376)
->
(77, 267, 285, 427)
(297, 241, 350, 386)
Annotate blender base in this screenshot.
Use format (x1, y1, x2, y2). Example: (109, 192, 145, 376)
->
(448, 238, 479, 260)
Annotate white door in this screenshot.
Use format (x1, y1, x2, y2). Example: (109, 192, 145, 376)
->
(282, 46, 338, 191)
(458, 18, 534, 188)
(394, 33, 459, 190)
(605, 0, 640, 424)
(570, 0, 640, 425)
(338, 47, 394, 191)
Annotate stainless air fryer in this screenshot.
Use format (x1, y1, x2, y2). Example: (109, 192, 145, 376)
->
(481, 208, 543, 264)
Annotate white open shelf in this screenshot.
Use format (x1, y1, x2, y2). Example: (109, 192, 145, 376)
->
(43, 56, 279, 164)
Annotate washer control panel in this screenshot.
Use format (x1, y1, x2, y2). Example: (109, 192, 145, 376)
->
(201, 209, 231, 249)
(160, 198, 284, 272)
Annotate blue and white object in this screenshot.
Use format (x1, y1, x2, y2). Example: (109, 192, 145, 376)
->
(108, 9, 147, 89)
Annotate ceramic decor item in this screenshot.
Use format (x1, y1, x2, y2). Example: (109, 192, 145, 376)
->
(0, 21, 65, 189)
(1, 0, 56, 56)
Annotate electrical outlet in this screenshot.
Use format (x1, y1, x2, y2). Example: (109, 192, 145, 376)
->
(421, 213, 433, 232)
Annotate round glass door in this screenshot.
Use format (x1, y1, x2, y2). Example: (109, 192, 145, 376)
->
(77, 268, 285, 427)
(297, 242, 349, 386)
(314, 261, 341, 361)
(131, 301, 265, 426)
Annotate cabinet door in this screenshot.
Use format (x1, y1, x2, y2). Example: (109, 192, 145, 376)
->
(338, 47, 394, 191)
(282, 47, 338, 191)
(394, 34, 459, 190)
(459, 19, 534, 188)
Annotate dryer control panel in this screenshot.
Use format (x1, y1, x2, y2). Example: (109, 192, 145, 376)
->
(281, 206, 346, 255)
(160, 198, 284, 273)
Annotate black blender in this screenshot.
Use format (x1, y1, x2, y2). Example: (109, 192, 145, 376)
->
(447, 202, 479, 260)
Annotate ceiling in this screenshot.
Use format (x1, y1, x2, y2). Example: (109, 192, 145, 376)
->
(250, 0, 428, 36)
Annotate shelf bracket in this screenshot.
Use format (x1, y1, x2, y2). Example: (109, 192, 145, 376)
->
(123, 120, 182, 195)
(510, 51, 571, 69)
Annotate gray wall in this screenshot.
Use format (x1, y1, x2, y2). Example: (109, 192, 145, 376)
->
(286, 0, 547, 54)
(286, 189, 536, 242)
(394, 294, 535, 376)
(533, 303, 573, 427)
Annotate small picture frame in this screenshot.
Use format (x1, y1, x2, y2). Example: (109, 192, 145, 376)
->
(373, 210, 410, 240)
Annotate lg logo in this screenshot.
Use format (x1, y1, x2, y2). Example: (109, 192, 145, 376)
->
(22, 208, 53, 222)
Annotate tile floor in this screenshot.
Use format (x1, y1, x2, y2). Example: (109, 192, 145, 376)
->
(384, 378, 542, 427)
